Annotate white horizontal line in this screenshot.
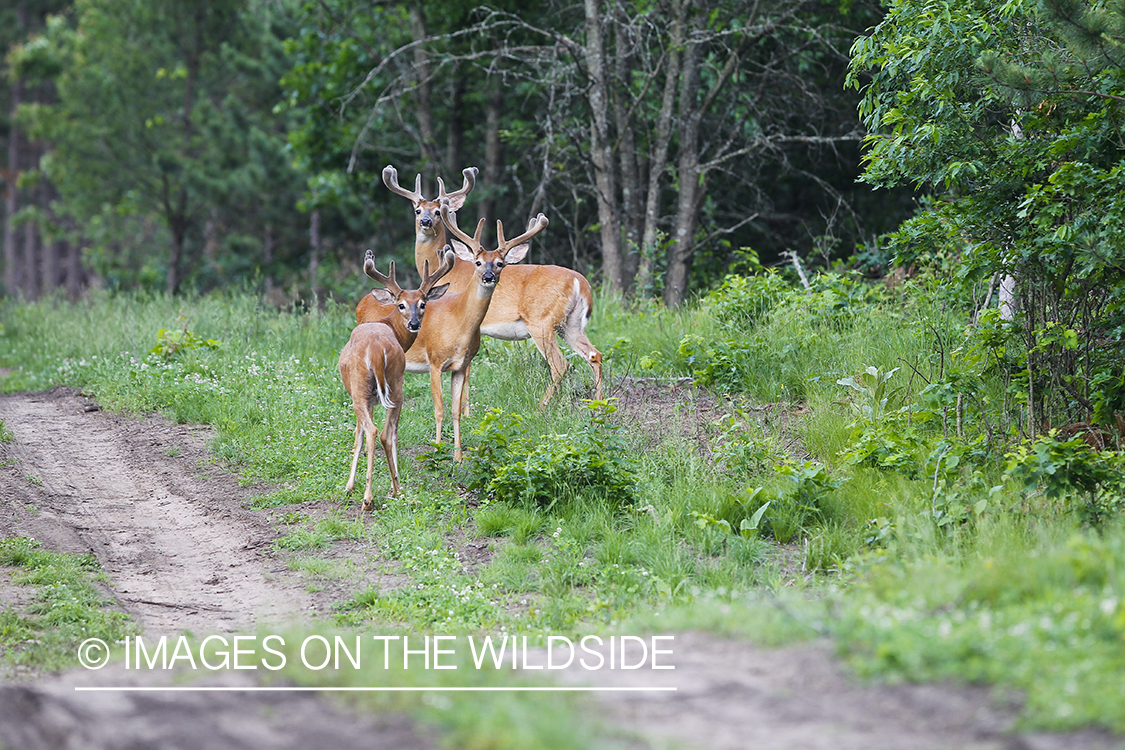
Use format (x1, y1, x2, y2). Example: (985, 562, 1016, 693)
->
(75, 686, 677, 693)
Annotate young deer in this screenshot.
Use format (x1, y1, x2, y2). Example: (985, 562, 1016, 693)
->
(373, 165, 602, 407)
(339, 251, 453, 509)
(357, 202, 549, 460)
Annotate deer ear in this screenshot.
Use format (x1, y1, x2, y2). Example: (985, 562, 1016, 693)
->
(446, 195, 468, 212)
(370, 288, 396, 305)
(504, 243, 530, 264)
(425, 283, 450, 301)
(451, 240, 476, 262)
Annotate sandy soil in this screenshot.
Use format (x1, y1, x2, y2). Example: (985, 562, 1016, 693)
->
(0, 388, 1120, 750)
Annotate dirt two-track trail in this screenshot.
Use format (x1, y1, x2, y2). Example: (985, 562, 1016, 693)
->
(0, 388, 1120, 750)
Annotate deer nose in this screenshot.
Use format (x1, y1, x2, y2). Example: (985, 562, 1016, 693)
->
(419, 216, 433, 228)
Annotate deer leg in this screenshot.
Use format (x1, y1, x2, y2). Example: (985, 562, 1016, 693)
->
(564, 330, 604, 401)
(362, 424, 378, 511)
(450, 367, 467, 462)
(529, 325, 568, 408)
(345, 419, 363, 494)
(380, 403, 402, 496)
(430, 365, 445, 443)
(459, 362, 471, 417)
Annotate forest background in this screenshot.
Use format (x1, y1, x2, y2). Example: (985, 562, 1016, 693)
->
(1, 0, 916, 305)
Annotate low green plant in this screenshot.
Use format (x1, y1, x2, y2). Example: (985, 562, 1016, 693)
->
(463, 401, 636, 508)
(150, 325, 222, 360)
(0, 537, 136, 673)
(763, 461, 840, 544)
(836, 365, 903, 424)
(710, 411, 785, 479)
(1006, 432, 1125, 525)
(703, 271, 790, 328)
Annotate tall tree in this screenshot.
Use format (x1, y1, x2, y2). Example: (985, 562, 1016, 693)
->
(283, 0, 902, 303)
(19, 0, 311, 295)
(848, 0, 1125, 429)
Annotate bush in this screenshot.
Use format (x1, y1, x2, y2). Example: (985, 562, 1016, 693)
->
(461, 401, 637, 508)
(1006, 432, 1125, 525)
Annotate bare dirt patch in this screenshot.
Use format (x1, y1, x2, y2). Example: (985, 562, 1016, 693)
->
(0, 388, 435, 747)
(0, 665, 436, 750)
(553, 632, 1121, 750)
(608, 375, 810, 461)
(0, 388, 312, 635)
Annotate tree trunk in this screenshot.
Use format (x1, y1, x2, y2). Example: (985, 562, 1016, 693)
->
(637, 0, 687, 297)
(38, 179, 59, 293)
(584, 0, 623, 291)
(308, 208, 322, 302)
(482, 81, 504, 246)
(409, 5, 439, 177)
(446, 67, 465, 174)
(613, 7, 641, 293)
(663, 11, 705, 308)
(263, 223, 275, 296)
(166, 220, 185, 295)
(203, 207, 219, 274)
(22, 190, 40, 301)
(4, 74, 22, 297)
(65, 239, 83, 298)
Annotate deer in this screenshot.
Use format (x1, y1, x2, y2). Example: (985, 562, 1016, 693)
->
(368, 165, 603, 409)
(339, 250, 453, 510)
(357, 201, 550, 461)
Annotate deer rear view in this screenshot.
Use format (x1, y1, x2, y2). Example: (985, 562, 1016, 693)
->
(339, 251, 452, 509)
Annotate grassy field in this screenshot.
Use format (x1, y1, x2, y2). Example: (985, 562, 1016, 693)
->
(1, 275, 1123, 735)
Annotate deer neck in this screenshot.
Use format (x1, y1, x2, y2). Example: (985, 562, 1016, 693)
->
(457, 280, 498, 328)
(377, 313, 418, 352)
(414, 226, 448, 277)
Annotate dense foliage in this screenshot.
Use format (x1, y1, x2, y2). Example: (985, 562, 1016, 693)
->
(2, 0, 914, 303)
(848, 0, 1125, 436)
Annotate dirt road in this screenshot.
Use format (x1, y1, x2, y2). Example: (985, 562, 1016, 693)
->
(0, 389, 1119, 750)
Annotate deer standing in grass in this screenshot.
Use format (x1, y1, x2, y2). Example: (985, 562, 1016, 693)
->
(367, 165, 603, 408)
(339, 251, 453, 509)
(358, 201, 549, 460)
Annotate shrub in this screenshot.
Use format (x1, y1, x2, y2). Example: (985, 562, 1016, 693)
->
(462, 401, 637, 508)
(703, 271, 791, 328)
(1006, 432, 1125, 525)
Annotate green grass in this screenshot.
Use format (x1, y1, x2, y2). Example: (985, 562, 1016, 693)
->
(1, 283, 1123, 733)
(0, 537, 136, 674)
(833, 516, 1125, 732)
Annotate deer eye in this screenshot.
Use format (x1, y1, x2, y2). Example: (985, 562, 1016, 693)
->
(415, 209, 421, 215)
(398, 303, 406, 310)
(495, 261, 504, 268)
(475, 260, 482, 267)
(419, 302, 425, 310)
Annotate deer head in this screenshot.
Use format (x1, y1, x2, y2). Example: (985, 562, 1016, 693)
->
(439, 203, 548, 287)
(382, 165, 477, 238)
(364, 247, 454, 333)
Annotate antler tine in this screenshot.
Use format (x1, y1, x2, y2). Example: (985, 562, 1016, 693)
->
(364, 253, 404, 297)
(419, 247, 456, 293)
(439, 201, 480, 250)
(382, 165, 424, 203)
(499, 213, 549, 251)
